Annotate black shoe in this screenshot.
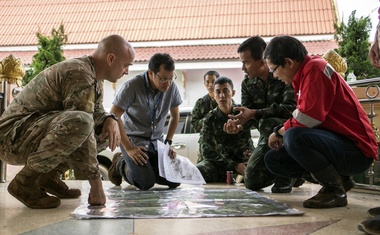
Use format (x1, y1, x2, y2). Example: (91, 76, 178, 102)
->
(303, 186, 347, 208)
(303, 165, 347, 209)
(358, 215, 380, 234)
(340, 175, 355, 192)
(168, 183, 180, 189)
(293, 178, 305, 187)
(271, 177, 295, 193)
(368, 207, 380, 218)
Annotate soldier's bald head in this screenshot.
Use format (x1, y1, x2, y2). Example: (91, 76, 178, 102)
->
(92, 34, 135, 82)
(94, 34, 134, 59)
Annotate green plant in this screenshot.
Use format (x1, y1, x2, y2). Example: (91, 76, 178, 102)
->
(23, 24, 67, 86)
(334, 10, 380, 80)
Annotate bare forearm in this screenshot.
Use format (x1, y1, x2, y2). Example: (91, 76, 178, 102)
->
(166, 117, 178, 140)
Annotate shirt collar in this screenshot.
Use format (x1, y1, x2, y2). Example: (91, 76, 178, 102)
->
(143, 71, 161, 95)
(293, 55, 311, 84)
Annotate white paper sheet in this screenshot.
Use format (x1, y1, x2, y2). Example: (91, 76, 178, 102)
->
(158, 140, 206, 185)
(158, 139, 167, 178)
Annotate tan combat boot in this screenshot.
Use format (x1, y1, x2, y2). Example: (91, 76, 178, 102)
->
(8, 166, 61, 209)
(38, 170, 81, 198)
(108, 152, 123, 186)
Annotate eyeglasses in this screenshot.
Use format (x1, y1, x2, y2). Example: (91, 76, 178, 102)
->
(154, 73, 177, 83)
(269, 65, 280, 74)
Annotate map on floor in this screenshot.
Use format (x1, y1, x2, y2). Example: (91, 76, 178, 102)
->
(71, 187, 304, 219)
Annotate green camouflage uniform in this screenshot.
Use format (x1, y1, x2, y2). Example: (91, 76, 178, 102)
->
(191, 94, 217, 163)
(191, 94, 217, 133)
(242, 74, 296, 190)
(196, 105, 254, 183)
(0, 56, 109, 179)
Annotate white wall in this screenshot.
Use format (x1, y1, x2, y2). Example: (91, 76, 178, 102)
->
(103, 67, 246, 111)
(182, 68, 245, 106)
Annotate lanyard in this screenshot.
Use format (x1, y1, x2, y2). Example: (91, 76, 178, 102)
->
(143, 73, 163, 126)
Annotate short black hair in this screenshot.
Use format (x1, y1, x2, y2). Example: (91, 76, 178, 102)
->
(214, 76, 234, 90)
(203, 70, 220, 80)
(237, 36, 267, 60)
(263, 36, 308, 66)
(148, 53, 175, 73)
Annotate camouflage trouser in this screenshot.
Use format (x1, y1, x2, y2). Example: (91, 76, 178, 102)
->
(196, 135, 204, 163)
(196, 160, 239, 183)
(244, 117, 286, 191)
(196, 135, 222, 164)
(0, 111, 106, 179)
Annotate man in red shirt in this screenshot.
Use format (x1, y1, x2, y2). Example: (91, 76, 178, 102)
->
(263, 35, 377, 209)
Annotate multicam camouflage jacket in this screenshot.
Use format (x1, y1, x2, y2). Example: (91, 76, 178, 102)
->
(191, 94, 217, 132)
(199, 105, 254, 170)
(0, 56, 109, 178)
(241, 73, 296, 128)
(0, 56, 108, 139)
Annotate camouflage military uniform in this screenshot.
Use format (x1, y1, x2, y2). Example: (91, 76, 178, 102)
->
(191, 94, 217, 132)
(196, 105, 254, 183)
(0, 56, 109, 179)
(242, 73, 296, 190)
(191, 94, 217, 163)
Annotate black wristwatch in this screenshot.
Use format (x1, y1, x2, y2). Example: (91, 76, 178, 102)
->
(105, 113, 118, 121)
(273, 124, 284, 138)
(254, 109, 263, 120)
(164, 139, 172, 145)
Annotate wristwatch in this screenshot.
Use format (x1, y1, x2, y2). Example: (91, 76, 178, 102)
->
(105, 113, 119, 121)
(273, 124, 284, 138)
(164, 139, 172, 145)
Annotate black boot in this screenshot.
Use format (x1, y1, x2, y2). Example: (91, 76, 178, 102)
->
(301, 171, 319, 184)
(368, 207, 380, 217)
(271, 177, 296, 193)
(300, 171, 354, 191)
(293, 178, 305, 187)
(340, 175, 355, 192)
(358, 215, 380, 234)
(303, 164, 347, 208)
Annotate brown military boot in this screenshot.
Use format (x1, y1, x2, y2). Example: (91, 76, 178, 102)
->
(108, 152, 123, 186)
(8, 166, 61, 209)
(38, 170, 81, 198)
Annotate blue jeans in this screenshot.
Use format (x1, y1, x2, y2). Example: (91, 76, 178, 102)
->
(264, 127, 374, 178)
(118, 142, 180, 190)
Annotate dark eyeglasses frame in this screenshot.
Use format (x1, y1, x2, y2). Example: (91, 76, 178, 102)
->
(154, 73, 177, 83)
(269, 65, 280, 74)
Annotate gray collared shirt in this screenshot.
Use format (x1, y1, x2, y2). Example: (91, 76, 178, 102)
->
(113, 71, 182, 148)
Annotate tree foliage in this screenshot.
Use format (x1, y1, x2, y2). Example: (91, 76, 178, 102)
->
(23, 24, 67, 86)
(334, 10, 380, 80)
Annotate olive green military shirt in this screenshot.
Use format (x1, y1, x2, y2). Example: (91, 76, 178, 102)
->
(199, 105, 254, 170)
(241, 73, 296, 128)
(191, 94, 217, 132)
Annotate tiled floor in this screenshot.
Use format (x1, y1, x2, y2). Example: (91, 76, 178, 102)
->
(0, 179, 379, 235)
